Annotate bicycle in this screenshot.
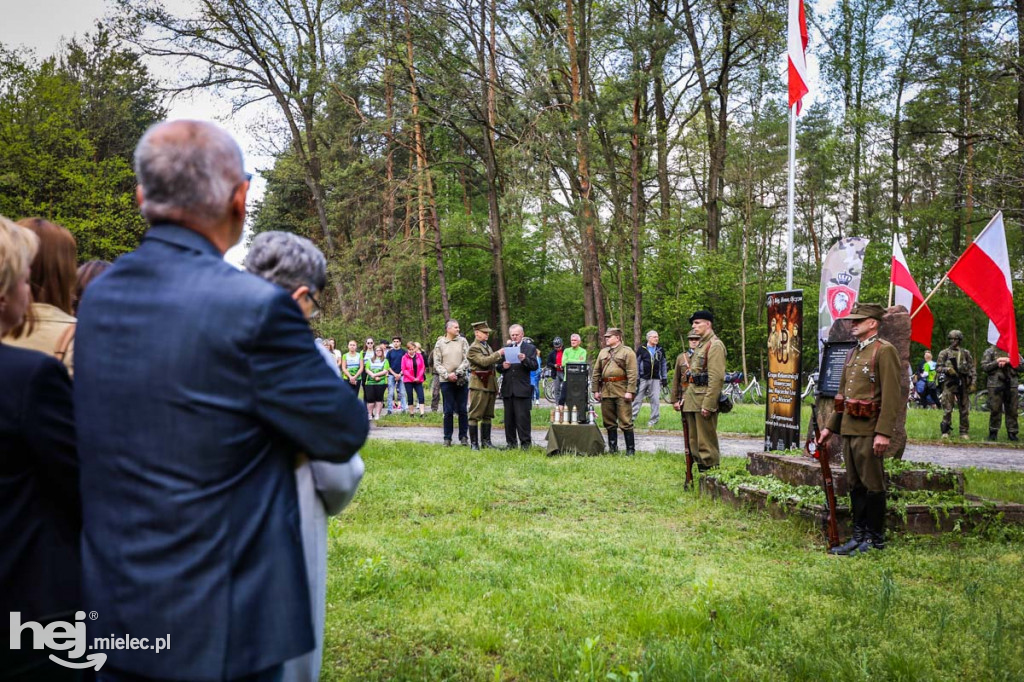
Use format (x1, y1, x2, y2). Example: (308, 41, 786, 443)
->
(721, 371, 746, 405)
(538, 367, 560, 403)
(740, 374, 763, 403)
(972, 385, 1024, 414)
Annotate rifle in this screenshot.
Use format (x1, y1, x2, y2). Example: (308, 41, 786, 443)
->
(805, 403, 840, 549)
(682, 406, 694, 490)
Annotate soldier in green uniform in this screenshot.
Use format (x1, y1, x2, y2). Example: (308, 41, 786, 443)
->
(937, 330, 975, 440)
(592, 328, 638, 454)
(681, 311, 726, 470)
(819, 303, 902, 554)
(466, 321, 505, 450)
(981, 344, 1020, 441)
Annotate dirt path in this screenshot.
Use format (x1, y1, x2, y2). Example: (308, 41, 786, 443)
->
(369, 424, 1024, 472)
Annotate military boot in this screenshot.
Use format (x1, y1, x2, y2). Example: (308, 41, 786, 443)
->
(865, 491, 887, 550)
(469, 424, 480, 451)
(829, 488, 867, 556)
(623, 429, 635, 456)
(988, 429, 999, 441)
(940, 422, 951, 440)
(607, 427, 618, 453)
(480, 422, 494, 448)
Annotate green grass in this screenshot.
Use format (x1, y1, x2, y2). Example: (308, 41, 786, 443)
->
(321, 441, 1024, 681)
(379, 403, 1024, 447)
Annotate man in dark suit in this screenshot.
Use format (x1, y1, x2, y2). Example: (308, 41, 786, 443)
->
(497, 324, 538, 449)
(75, 120, 369, 682)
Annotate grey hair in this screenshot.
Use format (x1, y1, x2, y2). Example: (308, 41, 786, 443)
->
(446, 319, 460, 331)
(509, 324, 524, 334)
(646, 329, 659, 340)
(134, 120, 246, 224)
(570, 333, 581, 342)
(244, 231, 327, 293)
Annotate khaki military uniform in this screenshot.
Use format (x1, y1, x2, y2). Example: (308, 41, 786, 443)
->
(669, 352, 691, 405)
(937, 345, 975, 437)
(981, 345, 1019, 439)
(592, 344, 638, 430)
(825, 336, 902, 492)
(681, 332, 726, 468)
(467, 340, 504, 424)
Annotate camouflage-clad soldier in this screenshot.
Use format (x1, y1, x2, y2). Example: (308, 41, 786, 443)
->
(592, 328, 638, 454)
(681, 310, 726, 470)
(937, 330, 975, 440)
(820, 303, 902, 555)
(981, 344, 1020, 442)
(466, 321, 505, 450)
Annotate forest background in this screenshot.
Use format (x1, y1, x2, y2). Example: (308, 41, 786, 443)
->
(3, 0, 1024, 381)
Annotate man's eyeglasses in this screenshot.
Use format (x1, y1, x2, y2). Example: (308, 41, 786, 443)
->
(306, 291, 322, 318)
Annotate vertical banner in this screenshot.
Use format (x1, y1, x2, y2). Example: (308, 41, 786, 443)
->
(817, 237, 870, 353)
(765, 290, 803, 451)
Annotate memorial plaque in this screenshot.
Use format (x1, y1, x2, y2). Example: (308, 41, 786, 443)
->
(818, 341, 857, 398)
(765, 290, 804, 451)
(564, 362, 591, 423)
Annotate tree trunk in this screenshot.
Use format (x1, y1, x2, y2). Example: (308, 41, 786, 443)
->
(630, 89, 643, 349)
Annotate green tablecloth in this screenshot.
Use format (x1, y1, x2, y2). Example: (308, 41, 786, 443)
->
(545, 423, 606, 456)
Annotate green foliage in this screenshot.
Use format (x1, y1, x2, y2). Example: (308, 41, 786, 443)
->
(0, 29, 164, 261)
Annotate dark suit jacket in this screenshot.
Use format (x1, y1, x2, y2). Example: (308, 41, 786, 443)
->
(75, 224, 369, 680)
(498, 341, 538, 398)
(0, 345, 79, 624)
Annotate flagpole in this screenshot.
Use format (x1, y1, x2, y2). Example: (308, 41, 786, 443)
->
(912, 274, 949, 320)
(786, 103, 796, 291)
(887, 281, 894, 308)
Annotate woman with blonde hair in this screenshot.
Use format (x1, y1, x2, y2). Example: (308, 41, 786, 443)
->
(2, 218, 78, 375)
(0, 216, 81, 679)
(364, 343, 390, 420)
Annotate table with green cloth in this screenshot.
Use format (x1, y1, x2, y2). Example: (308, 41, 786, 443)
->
(545, 422, 606, 456)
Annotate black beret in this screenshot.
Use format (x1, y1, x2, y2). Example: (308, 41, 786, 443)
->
(689, 310, 714, 324)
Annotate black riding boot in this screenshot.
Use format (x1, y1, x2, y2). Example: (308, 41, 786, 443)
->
(865, 491, 887, 550)
(480, 422, 494, 449)
(469, 424, 480, 451)
(829, 487, 866, 555)
(623, 429, 635, 456)
(607, 427, 618, 453)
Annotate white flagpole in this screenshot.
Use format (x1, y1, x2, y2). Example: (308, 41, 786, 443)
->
(786, 103, 797, 290)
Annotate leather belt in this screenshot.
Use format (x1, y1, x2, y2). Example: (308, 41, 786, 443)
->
(603, 376, 627, 382)
(472, 370, 494, 378)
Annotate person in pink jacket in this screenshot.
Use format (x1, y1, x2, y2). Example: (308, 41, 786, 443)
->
(401, 341, 427, 416)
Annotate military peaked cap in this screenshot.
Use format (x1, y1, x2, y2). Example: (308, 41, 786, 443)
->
(844, 303, 885, 321)
(471, 321, 494, 333)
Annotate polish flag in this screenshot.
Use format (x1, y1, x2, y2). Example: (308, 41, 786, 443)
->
(788, 0, 809, 114)
(891, 234, 933, 347)
(947, 212, 1020, 367)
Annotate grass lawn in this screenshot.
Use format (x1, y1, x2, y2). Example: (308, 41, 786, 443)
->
(379, 403, 1024, 447)
(321, 441, 1024, 681)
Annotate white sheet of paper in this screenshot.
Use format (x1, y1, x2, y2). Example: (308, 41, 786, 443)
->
(504, 346, 521, 364)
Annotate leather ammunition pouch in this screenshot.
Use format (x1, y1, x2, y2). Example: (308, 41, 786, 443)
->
(686, 372, 709, 387)
(472, 370, 494, 380)
(844, 398, 879, 418)
(834, 394, 845, 413)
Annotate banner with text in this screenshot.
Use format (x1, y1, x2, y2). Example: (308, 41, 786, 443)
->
(765, 290, 803, 451)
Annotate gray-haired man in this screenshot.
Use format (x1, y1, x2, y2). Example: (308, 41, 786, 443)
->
(632, 330, 667, 427)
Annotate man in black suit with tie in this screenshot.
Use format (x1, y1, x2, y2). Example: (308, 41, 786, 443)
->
(497, 324, 538, 449)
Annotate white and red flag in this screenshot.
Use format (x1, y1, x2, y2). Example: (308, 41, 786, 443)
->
(891, 234, 934, 347)
(947, 212, 1020, 367)
(788, 0, 809, 114)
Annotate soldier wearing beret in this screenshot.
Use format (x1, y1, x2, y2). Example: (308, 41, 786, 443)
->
(680, 311, 726, 470)
(466, 321, 505, 449)
(592, 328, 639, 454)
(819, 303, 902, 555)
(669, 332, 701, 409)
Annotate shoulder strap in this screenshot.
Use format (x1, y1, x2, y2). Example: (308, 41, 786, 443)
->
(54, 323, 76, 365)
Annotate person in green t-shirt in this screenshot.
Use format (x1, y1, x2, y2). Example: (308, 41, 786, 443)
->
(558, 333, 588, 405)
(364, 344, 390, 420)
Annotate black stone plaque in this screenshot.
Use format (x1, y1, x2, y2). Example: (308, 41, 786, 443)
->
(819, 341, 857, 398)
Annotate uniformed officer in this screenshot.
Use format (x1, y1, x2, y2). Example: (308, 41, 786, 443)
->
(669, 331, 701, 406)
(981, 344, 1020, 442)
(592, 328, 638, 454)
(681, 311, 726, 470)
(466, 321, 505, 449)
(937, 330, 975, 440)
(819, 303, 902, 554)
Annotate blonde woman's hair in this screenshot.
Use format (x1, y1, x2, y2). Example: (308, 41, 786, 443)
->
(0, 216, 39, 297)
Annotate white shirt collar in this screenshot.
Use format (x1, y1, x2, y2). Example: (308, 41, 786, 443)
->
(858, 335, 879, 351)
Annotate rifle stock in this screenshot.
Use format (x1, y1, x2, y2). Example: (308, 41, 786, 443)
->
(682, 407, 694, 490)
(805, 403, 840, 549)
